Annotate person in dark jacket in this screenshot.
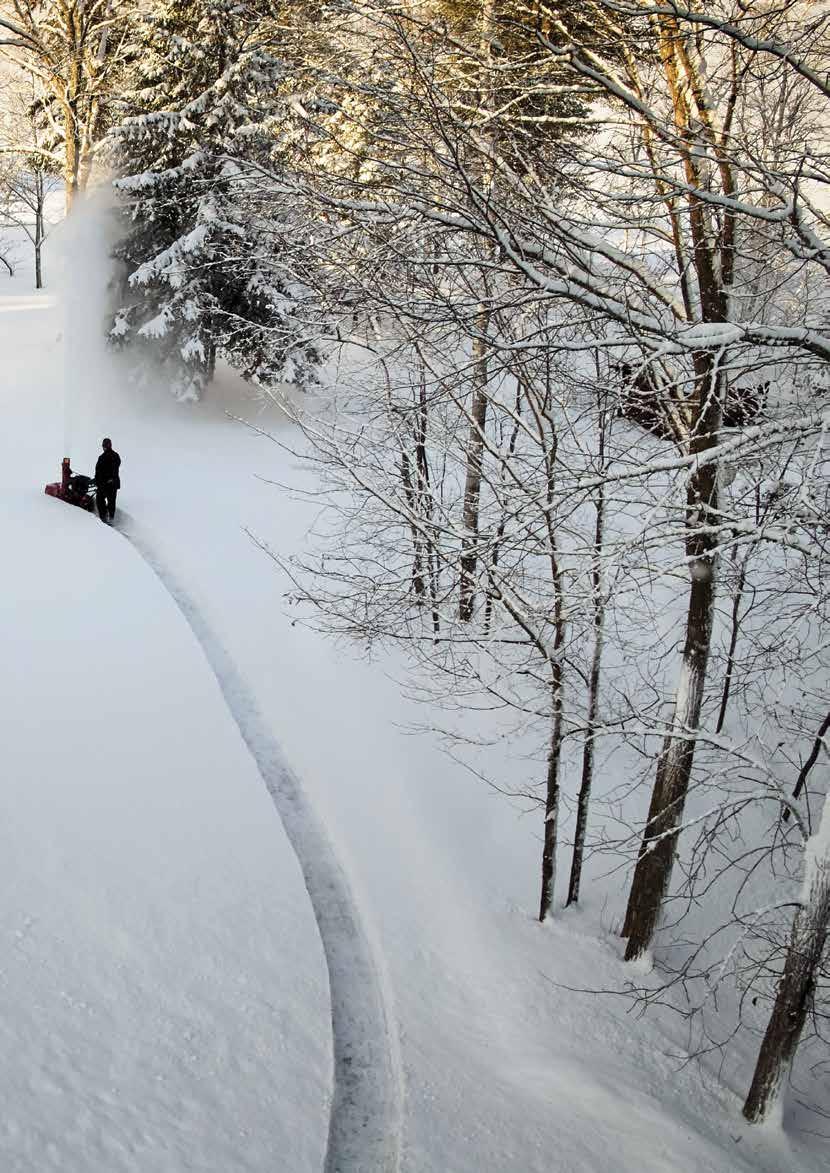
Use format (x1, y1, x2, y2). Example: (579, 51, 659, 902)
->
(95, 438, 121, 523)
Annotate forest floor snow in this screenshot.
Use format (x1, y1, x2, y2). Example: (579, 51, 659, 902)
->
(0, 251, 827, 1172)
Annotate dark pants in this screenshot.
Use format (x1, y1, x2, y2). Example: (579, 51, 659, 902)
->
(96, 483, 118, 521)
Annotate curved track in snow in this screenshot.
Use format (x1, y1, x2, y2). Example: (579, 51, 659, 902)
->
(117, 516, 404, 1173)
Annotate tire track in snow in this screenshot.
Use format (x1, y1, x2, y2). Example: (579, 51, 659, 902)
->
(117, 516, 403, 1173)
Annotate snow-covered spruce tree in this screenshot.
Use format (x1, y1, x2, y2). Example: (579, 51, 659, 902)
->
(108, 0, 319, 400)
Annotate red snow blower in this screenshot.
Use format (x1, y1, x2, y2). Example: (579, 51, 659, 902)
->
(45, 457, 96, 513)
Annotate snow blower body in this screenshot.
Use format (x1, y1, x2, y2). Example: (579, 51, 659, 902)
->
(45, 458, 97, 513)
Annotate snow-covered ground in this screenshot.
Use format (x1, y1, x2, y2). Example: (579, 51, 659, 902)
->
(0, 282, 330, 1173)
(0, 219, 827, 1171)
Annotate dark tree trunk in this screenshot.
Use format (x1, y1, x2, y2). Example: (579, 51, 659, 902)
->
(400, 450, 427, 598)
(484, 384, 522, 633)
(414, 366, 441, 635)
(566, 628, 603, 907)
(715, 552, 749, 734)
(537, 386, 566, 923)
(34, 173, 45, 290)
(786, 708, 830, 819)
(622, 357, 722, 959)
(621, 16, 736, 958)
(743, 796, 830, 1122)
(622, 532, 716, 957)
(34, 226, 43, 289)
(206, 337, 217, 384)
(567, 408, 607, 907)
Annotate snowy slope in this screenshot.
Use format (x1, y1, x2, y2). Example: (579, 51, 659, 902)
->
(1, 216, 827, 1171)
(0, 279, 330, 1172)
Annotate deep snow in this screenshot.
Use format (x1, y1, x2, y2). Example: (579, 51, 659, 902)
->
(0, 213, 827, 1171)
(0, 347, 330, 1170)
(119, 514, 404, 1172)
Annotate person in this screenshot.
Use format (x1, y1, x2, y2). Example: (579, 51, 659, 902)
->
(95, 438, 121, 523)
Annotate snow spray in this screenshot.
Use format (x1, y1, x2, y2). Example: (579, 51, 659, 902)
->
(53, 188, 121, 468)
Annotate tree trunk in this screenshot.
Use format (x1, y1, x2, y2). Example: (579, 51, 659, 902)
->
(566, 616, 603, 908)
(743, 794, 830, 1122)
(567, 405, 607, 907)
(622, 531, 717, 957)
(484, 383, 522, 633)
(64, 121, 80, 214)
(411, 359, 440, 634)
(458, 307, 490, 620)
(622, 359, 722, 959)
(786, 708, 830, 821)
(538, 388, 566, 922)
(539, 658, 565, 921)
(34, 173, 44, 290)
(459, 0, 497, 622)
(400, 450, 427, 598)
(34, 222, 43, 289)
(620, 16, 736, 959)
(715, 551, 749, 733)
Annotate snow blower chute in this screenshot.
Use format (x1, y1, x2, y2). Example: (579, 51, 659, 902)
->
(45, 458, 96, 513)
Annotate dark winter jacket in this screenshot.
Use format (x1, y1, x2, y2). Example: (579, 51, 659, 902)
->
(95, 449, 121, 489)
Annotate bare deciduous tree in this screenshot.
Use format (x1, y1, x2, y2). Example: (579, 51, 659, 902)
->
(0, 76, 60, 285)
(0, 0, 133, 210)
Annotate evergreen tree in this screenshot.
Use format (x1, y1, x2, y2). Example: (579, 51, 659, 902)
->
(108, 0, 319, 399)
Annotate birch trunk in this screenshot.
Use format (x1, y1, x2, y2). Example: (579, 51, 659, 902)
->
(536, 376, 566, 923)
(539, 654, 565, 921)
(458, 308, 490, 620)
(458, 0, 497, 621)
